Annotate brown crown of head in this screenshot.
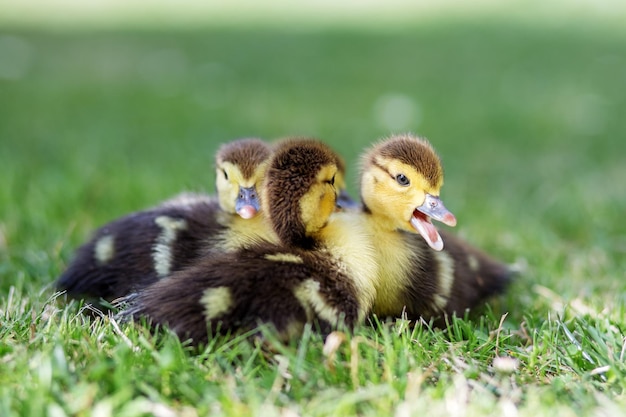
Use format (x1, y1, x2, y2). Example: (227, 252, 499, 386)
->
(364, 133, 443, 190)
(216, 138, 272, 179)
(264, 138, 338, 249)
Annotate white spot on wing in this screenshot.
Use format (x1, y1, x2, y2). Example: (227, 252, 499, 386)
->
(293, 279, 342, 327)
(293, 280, 315, 321)
(264, 253, 304, 264)
(433, 251, 455, 311)
(94, 235, 115, 264)
(467, 254, 479, 272)
(201, 287, 233, 320)
(152, 216, 188, 277)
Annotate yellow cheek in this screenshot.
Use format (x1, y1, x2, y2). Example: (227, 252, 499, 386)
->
(216, 162, 249, 214)
(216, 176, 238, 213)
(318, 187, 336, 220)
(372, 178, 430, 229)
(396, 188, 427, 228)
(301, 184, 336, 235)
(409, 188, 427, 208)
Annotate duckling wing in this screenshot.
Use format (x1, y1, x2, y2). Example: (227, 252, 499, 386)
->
(437, 229, 513, 316)
(56, 194, 223, 304)
(374, 229, 513, 322)
(120, 244, 363, 344)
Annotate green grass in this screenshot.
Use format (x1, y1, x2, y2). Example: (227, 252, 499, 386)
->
(1, 12, 626, 416)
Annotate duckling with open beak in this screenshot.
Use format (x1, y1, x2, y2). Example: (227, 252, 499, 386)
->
(360, 133, 512, 319)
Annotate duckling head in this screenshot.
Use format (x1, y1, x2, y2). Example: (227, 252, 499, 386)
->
(263, 138, 339, 249)
(215, 138, 272, 219)
(360, 134, 457, 251)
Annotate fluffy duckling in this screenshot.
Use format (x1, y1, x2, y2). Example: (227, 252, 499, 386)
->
(56, 138, 273, 303)
(121, 139, 378, 343)
(208, 139, 277, 252)
(212, 138, 357, 250)
(360, 134, 511, 320)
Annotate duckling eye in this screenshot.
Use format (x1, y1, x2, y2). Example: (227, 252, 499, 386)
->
(395, 174, 410, 186)
(329, 174, 336, 186)
(222, 169, 228, 180)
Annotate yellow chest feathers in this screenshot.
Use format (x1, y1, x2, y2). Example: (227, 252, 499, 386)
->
(215, 213, 278, 251)
(318, 212, 378, 318)
(364, 218, 418, 316)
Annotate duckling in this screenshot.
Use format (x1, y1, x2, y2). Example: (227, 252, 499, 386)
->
(212, 139, 357, 250)
(208, 138, 277, 252)
(121, 139, 378, 343)
(359, 134, 512, 320)
(56, 138, 273, 303)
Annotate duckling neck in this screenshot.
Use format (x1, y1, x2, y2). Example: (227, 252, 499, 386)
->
(362, 211, 417, 317)
(316, 212, 378, 319)
(361, 201, 403, 233)
(216, 212, 278, 251)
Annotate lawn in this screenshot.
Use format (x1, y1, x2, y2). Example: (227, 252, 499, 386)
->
(1, 5, 625, 416)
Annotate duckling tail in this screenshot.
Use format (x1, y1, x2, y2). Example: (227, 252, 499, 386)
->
(438, 230, 514, 316)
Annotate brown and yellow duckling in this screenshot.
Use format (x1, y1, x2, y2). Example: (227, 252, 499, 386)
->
(121, 139, 378, 343)
(359, 134, 512, 320)
(56, 138, 273, 303)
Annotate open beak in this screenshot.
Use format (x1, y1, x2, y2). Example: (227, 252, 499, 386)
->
(235, 186, 260, 219)
(409, 193, 457, 251)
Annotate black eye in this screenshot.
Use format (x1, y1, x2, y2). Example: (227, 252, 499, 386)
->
(396, 174, 410, 186)
(330, 174, 336, 186)
(222, 169, 228, 180)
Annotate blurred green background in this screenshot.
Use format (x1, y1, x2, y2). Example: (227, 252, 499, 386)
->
(1, 1, 625, 316)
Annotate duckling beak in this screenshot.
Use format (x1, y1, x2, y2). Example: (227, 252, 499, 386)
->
(235, 186, 260, 219)
(336, 189, 359, 211)
(410, 194, 457, 251)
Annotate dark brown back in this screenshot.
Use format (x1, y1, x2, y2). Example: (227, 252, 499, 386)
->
(57, 197, 223, 303)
